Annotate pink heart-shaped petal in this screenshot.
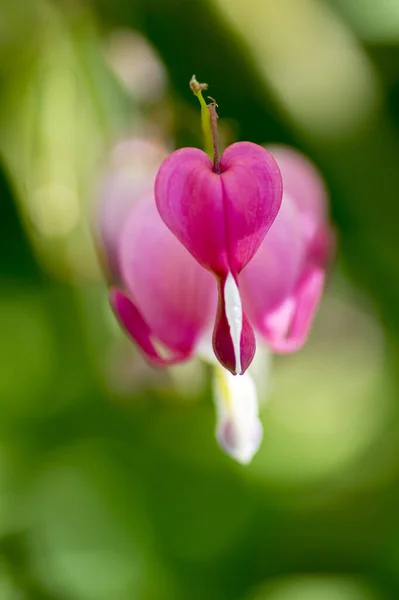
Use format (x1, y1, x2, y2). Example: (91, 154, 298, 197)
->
(155, 141, 283, 277)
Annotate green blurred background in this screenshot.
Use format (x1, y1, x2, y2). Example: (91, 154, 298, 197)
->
(2, 0, 399, 598)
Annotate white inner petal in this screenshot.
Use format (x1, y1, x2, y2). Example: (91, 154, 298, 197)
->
(213, 365, 263, 464)
(224, 271, 243, 374)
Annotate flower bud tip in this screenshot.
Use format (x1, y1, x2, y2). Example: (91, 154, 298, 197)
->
(190, 75, 208, 96)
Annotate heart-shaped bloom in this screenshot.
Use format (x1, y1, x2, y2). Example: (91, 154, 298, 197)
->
(155, 142, 283, 375)
(98, 139, 333, 464)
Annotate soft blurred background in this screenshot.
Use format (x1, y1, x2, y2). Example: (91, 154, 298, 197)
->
(2, 0, 399, 598)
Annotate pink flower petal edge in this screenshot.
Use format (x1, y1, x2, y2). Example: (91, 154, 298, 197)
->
(97, 138, 169, 282)
(110, 289, 190, 365)
(240, 145, 334, 353)
(261, 266, 326, 353)
(267, 145, 328, 225)
(109, 196, 217, 366)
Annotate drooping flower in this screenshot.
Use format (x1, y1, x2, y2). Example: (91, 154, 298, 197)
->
(154, 84, 283, 375)
(98, 80, 334, 464)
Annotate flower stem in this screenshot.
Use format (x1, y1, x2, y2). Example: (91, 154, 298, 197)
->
(208, 98, 220, 173)
(190, 75, 220, 172)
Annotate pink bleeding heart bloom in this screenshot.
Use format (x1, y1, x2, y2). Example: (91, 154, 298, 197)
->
(155, 141, 283, 375)
(100, 140, 333, 463)
(101, 142, 332, 376)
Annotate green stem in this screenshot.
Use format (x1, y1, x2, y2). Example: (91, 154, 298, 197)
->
(190, 75, 214, 162)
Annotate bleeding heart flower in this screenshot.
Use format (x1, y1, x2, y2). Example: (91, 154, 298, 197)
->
(97, 78, 334, 464)
(98, 135, 333, 464)
(155, 141, 283, 375)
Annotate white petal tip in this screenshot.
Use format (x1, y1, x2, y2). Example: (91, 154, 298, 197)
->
(213, 365, 262, 465)
(217, 419, 263, 465)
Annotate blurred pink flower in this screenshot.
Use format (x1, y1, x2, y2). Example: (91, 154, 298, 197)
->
(96, 137, 169, 281)
(110, 197, 217, 366)
(239, 145, 334, 353)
